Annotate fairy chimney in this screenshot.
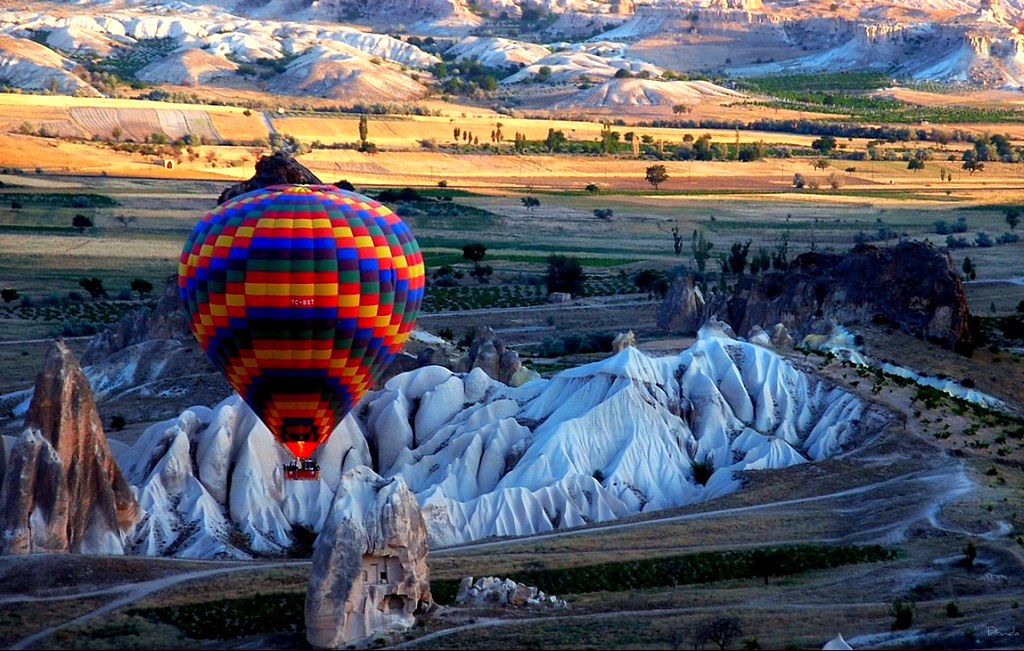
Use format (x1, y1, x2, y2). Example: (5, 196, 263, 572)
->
(306, 469, 432, 648)
(0, 340, 138, 554)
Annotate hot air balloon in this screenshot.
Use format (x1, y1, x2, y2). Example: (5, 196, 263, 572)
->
(178, 184, 425, 480)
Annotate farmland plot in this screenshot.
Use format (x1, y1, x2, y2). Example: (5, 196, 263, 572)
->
(69, 108, 219, 142)
(158, 109, 220, 142)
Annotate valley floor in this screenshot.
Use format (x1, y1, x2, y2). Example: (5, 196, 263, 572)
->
(1, 407, 1021, 650)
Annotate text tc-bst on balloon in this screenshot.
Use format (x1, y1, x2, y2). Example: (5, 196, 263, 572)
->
(179, 184, 425, 480)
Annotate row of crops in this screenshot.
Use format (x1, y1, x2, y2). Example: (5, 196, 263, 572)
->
(0, 300, 155, 334)
(421, 277, 637, 313)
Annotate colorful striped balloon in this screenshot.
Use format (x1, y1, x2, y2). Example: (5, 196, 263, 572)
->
(178, 184, 425, 462)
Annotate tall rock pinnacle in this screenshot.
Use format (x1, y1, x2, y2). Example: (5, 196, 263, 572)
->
(0, 340, 139, 554)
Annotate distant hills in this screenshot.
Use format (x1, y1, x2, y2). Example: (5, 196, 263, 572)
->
(2, 1, 1024, 111)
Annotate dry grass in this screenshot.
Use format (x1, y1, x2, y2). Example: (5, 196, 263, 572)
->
(4, 93, 1024, 196)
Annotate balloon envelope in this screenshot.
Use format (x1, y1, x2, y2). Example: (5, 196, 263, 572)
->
(178, 184, 425, 459)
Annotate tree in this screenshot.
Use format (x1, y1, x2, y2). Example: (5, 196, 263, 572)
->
(10, 200, 22, 210)
(111, 125, 122, 142)
(593, 208, 613, 219)
(750, 549, 774, 585)
(130, 278, 154, 297)
(358, 114, 368, 145)
(695, 617, 743, 651)
(728, 240, 751, 274)
(792, 173, 806, 189)
(1, 288, 18, 303)
(963, 541, 977, 569)
(811, 135, 836, 154)
(962, 257, 976, 281)
(600, 122, 619, 155)
(461, 243, 487, 262)
(78, 277, 106, 299)
(544, 128, 565, 152)
(671, 224, 684, 256)
(812, 157, 831, 171)
(1005, 207, 1020, 231)
(521, 196, 540, 211)
(545, 255, 586, 296)
(633, 269, 669, 298)
(469, 263, 493, 283)
(962, 151, 984, 174)
(72, 214, 94, 232)
(907, 157, 925, 172)
(586, 182, 600, 193)
(890, 598, 915, 630)
(645, 164, 669, 189)
(692, 229, 714, 273)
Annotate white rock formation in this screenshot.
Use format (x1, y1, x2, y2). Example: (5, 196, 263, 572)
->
(0, 35, 99, 96)
(305, 469, 431, 648)
(455, 576, 566, 608)
(109, 324, 886, 557)
(447, 36, 551, 68)
(823, 632, 854, 650)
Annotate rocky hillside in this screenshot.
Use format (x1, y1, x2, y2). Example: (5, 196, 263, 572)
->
(659, 241, 975, 354)
(3, 0, 1024, 114)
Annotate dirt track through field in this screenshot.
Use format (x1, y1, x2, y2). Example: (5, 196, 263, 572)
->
(5, 457, 985, 650)
(6, 561, 306, 650)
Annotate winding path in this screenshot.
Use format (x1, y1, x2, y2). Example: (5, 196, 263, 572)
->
(5, 460, 990, 650)
(7, 561, 306, 650)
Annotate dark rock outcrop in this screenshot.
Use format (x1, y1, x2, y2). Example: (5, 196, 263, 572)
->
(0, 340, 139, 554)
(659, 241, 973, 352)
(456, 326, 522, 385)
(217, 151, 322, 205)
(657, 275, 709, 335)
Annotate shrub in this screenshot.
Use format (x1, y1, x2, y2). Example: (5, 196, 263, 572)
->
(545, 255, 585, 295)
(691, 457, 715, 486)
(946, 601, 961, 618)
(461, 243, 487, 262)
(890, 598, 915, 630)
(110, 415, 127, 431)
(72, 214, 94, 232)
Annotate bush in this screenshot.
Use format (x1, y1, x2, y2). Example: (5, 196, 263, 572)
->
(890, 598, 915, 630)
(53, 319, 98, 337)
(110, 415, 127, 431)
(691, 457, 715, 486)
(376, 187, 422, 203)
(461, 243, 487, 262)
(946, 601, 961, 618)
(545, 255, 585, 295)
